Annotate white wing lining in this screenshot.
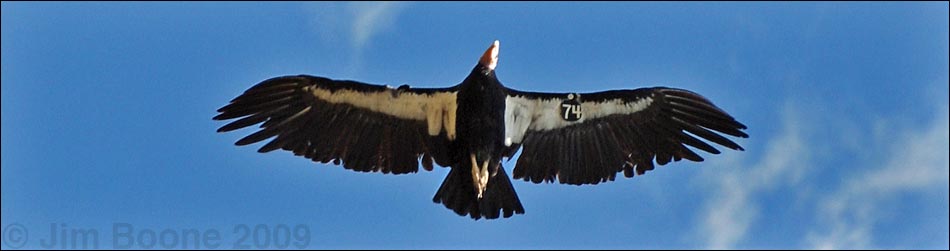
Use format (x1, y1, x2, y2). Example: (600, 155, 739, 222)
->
(307, 86, 458, 139)
(504, 94, 654, 145)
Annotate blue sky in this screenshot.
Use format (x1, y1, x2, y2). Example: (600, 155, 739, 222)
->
(2, 2, 948, 249)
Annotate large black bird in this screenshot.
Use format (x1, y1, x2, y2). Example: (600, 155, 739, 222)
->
(215, 41, 748, 219)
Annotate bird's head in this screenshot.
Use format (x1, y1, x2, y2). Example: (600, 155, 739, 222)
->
(477, 40, 499, 75)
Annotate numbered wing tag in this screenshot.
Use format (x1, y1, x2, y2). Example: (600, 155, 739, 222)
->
(559, 93, 582, 121)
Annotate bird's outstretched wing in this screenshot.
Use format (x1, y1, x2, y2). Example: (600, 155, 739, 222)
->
(215, 75, 459, 174)
(503, 87, 748, 185)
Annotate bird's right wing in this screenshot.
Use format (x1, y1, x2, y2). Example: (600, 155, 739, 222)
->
(215, 75, 459, 174)
(503, 87, 748, 185)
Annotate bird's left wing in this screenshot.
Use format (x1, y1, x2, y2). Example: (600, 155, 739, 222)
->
(215, 75, 459, 174)
(503, 87, 748, 185)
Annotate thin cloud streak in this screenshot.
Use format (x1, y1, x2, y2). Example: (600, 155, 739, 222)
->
(699, 103, 811, 249)
(807, 104, 949, 249)
(349, 2, 405, 51)
(306, 2, 407, 75)
(307, 2, 406, 52)
(697, 96, 949, 249)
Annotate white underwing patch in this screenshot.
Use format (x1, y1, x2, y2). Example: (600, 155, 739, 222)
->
(504, 94, 654, 144)
(504, 96, 534, 145)
(308, 86, 458, 139)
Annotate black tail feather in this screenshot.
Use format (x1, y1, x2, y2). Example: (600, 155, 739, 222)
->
(432, 164, 525, 220)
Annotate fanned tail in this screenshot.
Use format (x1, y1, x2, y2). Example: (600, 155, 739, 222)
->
(433, 163, 525, 220)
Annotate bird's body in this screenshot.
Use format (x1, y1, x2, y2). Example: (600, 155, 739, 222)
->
(215, 41, 748, 219)
(435, 50, 525, 218)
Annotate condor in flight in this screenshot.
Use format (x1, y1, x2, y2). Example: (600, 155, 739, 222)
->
(215, 41, 748, 219)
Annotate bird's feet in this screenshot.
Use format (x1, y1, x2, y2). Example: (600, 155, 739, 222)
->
(470, 153, 490, 199)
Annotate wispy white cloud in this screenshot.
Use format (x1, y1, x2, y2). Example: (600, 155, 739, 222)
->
(701, 173, 753, 249)
(307, 2, 407, 52)
(696, 94, 950, 249)
(699, 103, 811, 249)
(349, 2, 405, 51)
(806, 104, 949, 249)
(306, 2, 407, 75)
